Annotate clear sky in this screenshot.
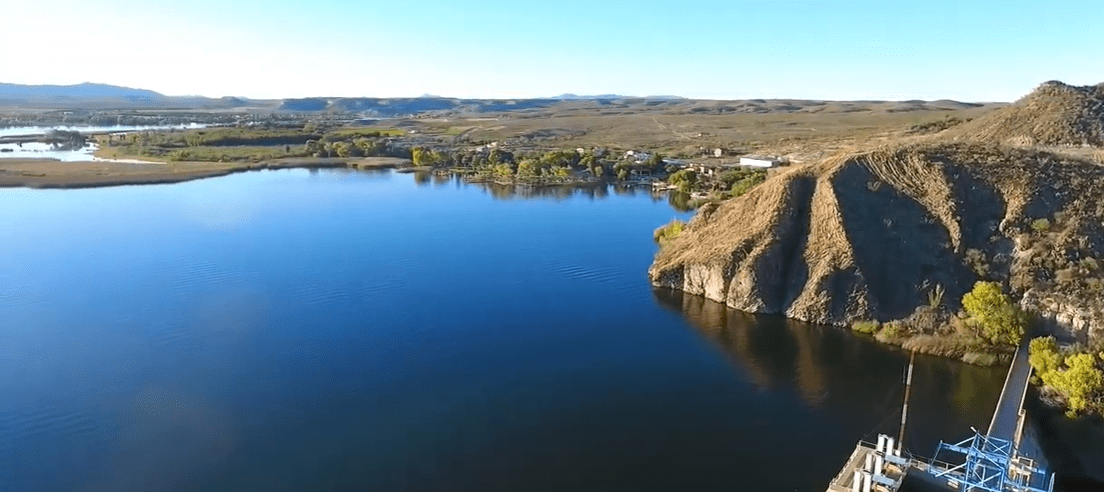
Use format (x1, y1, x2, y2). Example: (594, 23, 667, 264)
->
(2, 0, 1100, 101)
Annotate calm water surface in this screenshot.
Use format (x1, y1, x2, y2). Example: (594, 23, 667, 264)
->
(0, 124, 207, 137)
(0, 124, 208, 160)
(0, 169, 1005, 491)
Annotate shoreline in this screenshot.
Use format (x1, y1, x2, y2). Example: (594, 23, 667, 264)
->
(0, 156, 411, 189)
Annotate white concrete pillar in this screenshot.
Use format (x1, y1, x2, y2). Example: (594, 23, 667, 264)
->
(862, 471, 872, 492)
(874, 455, 884, 477)
(865, 453, 874, 471)
(886, 437, 895, 457)
(852, 470, 862, 492)
(877, 435, 887, 453)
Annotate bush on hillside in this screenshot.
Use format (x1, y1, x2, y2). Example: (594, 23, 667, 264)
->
(962, 281, 1024, 347)
(653, 220, 686, 244)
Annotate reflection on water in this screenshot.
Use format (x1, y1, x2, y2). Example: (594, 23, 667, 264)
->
(1, 124, 209, 161)
(652, 288, 1007, 455)
(0, 124, 207, 138)
(0, 141, 98, 161)
(667, 191, 694, 212)
(407, 170, 671, 202)
(0, 168, 1008, 492)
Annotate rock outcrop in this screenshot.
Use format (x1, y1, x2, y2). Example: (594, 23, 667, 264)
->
(652, 80, 1104, 344)
(650, 142, 1104, 343)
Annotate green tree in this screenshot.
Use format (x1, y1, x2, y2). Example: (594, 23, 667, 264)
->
(516, 159, 538, 180)
(333, 141, 353, 158)
(412, 146, 434, 167)
(644, 152, 665, 172)
(1029, 336, 1062, 375)
(961, 281, 1024, 347)
(668, 169, 698, 193)
(304, 140, 323, 156)
(731, 172, 767, 197)
(1049, 353, 1103, 415)
(492, 163, 514, 181)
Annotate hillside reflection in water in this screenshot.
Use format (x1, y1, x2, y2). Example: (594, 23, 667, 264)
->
(653, 288, 1005, 455)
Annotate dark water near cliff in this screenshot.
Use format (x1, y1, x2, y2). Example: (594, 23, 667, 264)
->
(0, 169, 1006, 491)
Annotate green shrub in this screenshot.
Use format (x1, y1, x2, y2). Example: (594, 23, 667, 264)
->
(962, 281, 1024, 347)
(1029, 336, 1062, 374)
(852, 320, 881, 334)
(879, 322, 901, 340)
(927, 283, 945, 308)
(1031, 218, 1051, 232)
(653, 219, 686, 243)
(1081, 257, 1099, 271)
(731, 171, 767, 197)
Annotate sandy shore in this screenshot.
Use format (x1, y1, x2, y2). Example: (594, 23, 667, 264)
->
(0, 157, 411, 189)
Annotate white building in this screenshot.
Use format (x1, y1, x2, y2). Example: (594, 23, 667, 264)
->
(739, 156, 782, 168)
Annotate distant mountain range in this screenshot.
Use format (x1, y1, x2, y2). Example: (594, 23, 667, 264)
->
(0, 82, 270, 110)
(0, 82, 989, 117)
(0, 82, 164, 101)
(553, 93, 686, 100)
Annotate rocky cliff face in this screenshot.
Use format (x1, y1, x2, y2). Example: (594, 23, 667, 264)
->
(650, 142, 1104, 344)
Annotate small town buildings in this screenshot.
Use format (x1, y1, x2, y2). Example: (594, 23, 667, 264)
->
(623, 150, 652, 163)
(739, 155, 782, 168)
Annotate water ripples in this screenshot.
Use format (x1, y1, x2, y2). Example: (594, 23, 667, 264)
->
(163, 259, 247, 292)
(545, 259, 632, 291)
(1, 406, 101, 444)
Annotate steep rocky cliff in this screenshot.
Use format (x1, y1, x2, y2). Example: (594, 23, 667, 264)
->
(651, 81, 1104, 344)
(650, 141, 1104, 343)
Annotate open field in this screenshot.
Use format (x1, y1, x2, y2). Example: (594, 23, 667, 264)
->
(1, 96, 1010, 188)
(401, 100, 1004, 165)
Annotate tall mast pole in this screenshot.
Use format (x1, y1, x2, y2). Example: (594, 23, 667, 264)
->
(898, 350, 916, 455)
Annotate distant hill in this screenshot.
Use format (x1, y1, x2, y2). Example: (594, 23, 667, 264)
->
(0, 82, 165, 103)
(277, 97, 566, 116)
(0, 81, 997, 118)
(0, 82, 271, 110)
(948, 80, 1104, 146)
(650, 79, 1104, 354)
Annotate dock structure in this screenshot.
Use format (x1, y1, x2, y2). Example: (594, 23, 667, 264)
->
(924, 431, 1053, 492)
(826, 342, 1055, 492)
(827, 435, 909, 492)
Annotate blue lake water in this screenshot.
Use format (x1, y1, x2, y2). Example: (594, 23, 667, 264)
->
(0, 169, 1004, 491)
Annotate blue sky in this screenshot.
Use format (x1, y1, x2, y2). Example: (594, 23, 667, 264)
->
(2, 0, 1100, 101)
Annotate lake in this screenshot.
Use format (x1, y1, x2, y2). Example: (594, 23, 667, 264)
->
(0, 124, 208, 161)
(0, 168, 1005, 491)
(0, 123, 208, 138)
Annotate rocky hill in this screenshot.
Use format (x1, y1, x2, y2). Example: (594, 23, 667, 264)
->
(947, 80, 1104, 147)
(650, 115, 1104, 345)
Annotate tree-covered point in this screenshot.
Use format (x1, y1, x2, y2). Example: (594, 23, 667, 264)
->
(408, 147, 658, 185)
(1029, 336, 1104, 416)
(96, 123, 416, 163)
